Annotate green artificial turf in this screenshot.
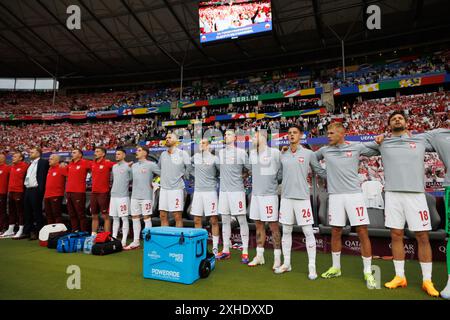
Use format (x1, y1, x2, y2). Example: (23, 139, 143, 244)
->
(0, 238, 447, 300)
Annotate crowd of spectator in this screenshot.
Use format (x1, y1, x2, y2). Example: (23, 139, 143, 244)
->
(325, 51, 449, 87)
(340, 91, 449, 135)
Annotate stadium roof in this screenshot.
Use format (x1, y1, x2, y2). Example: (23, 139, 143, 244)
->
(0, 0, 449, 86)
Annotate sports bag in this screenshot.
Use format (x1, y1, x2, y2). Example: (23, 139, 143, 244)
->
(91, 237, 123, 256)
(47, 230, 71, 249)
(57, 232, 90, 253)
(94, 231, 112, 243)
(39, 224, 67, 247)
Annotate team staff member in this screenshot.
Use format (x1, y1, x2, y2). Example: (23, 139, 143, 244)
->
(316, 122, 378, 289)
(44, 154, 67, 225)
(0, 153, 10, 234)
(190, 138, 221, 256)
(63, 148, 92, 232)
(1, 152, 28, 238)
(23, 147, 49, 240)
(367, 111, 439, 297)
(90, 147, 115, 234)
(158, 133, 191, 228)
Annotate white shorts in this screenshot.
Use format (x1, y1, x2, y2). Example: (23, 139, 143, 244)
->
(249, 195, 279, 222)
(130, 199, 153, 216)
(191, 191, 218, 217)
(279, 198, 314, 226)
(159, 188, 184, 212)
(218, 191, 246, 216)
(109, 197, 130, 218)
(328, 193, 370, 227)
(385, 191, 431, 232)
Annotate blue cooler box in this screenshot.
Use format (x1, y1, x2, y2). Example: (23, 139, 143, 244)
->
(142, 227, 208, 285)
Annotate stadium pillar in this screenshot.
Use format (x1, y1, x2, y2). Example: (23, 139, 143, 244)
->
(321, 83, 335, 113)
(341, 40, 346, 81)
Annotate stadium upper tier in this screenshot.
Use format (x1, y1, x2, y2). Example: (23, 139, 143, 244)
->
(0, 92, 448, 154)
(0, 51, 448, 120)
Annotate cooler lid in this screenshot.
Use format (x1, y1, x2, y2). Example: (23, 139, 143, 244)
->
(143, 226, 207, 238)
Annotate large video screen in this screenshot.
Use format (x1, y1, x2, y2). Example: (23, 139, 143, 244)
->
(199, 0, 272, 43)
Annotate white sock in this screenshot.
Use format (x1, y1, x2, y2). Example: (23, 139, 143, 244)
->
(282, 224, 293, 266)
(302, 225, 316, 267)
(221, 215, 231, 253)
(393, 260, 405, 278)
(274, 249, 282, 264)
(256, 247, 265, 258)
(144, 218, 152, 229)
(15, 225, 24, 237)
(420, 262, 432, 281)
(212, 235, 219, 251)
(332, 252, 341, 269)
(7, 224, 14, 233)
(112, 217, 120, 238)
(132, 219, 141, 243)
(237, 215, 249, 255)
(121, 217, 129, 244)
(362, 256, 372, 274)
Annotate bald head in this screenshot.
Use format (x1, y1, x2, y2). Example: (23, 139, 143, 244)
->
(49, 154, 61, 167)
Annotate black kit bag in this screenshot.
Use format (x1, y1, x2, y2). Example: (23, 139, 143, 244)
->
(91, 237, 123, 256)
(47, 230, 71, 249)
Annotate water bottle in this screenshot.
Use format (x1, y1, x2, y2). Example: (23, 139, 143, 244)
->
(76, 238, 83, 253)
(83, 236, 94, 254)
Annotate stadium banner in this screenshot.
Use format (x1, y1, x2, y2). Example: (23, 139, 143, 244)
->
(179, 87, 321, 108)
(162, 108, 326, 127)
(399, 77, 421, 87)
(358, 83, 379, 92)
(95, 110, 118, 119)
(335, 72, 449, 96)
(69, 111, 88, 119)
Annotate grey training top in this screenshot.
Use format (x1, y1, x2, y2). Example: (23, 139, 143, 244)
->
(315, 142, 379, 194)
(217, 145, 251, 192)
(421, 128, 450, 187)
(280, 145, 327, 199)
(131, 160, 160, 200)
(365, 134, 433, 192)
(192, 151, 220, 192)
(249, 147, 281, 196)
(111, 161, 132, 198)
(158, 148, 191, 190)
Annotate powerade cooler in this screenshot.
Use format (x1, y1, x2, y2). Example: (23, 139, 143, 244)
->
(142, 227, 214, 285)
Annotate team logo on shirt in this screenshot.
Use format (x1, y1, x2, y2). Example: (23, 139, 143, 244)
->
(409, 142, 416, 149)
(16, 168, 21, 172)
(120, 169, 125, 174)
(346, 151, 353, 158)
(76, 166, 81, 170)
(99, 165, 104, 169)
(0, 171, 2, 174)
(298, 157, 304, 164)
(52, 172, 57, 176)
(141, 169, 148, 174)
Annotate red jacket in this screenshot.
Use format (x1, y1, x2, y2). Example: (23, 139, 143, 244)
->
(8, 161, 29, 193)
(45, 165, 68, 198)
(0, 164, 11, 194)
(91, 158, 115, 193)
(65, 158, 92, 193)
